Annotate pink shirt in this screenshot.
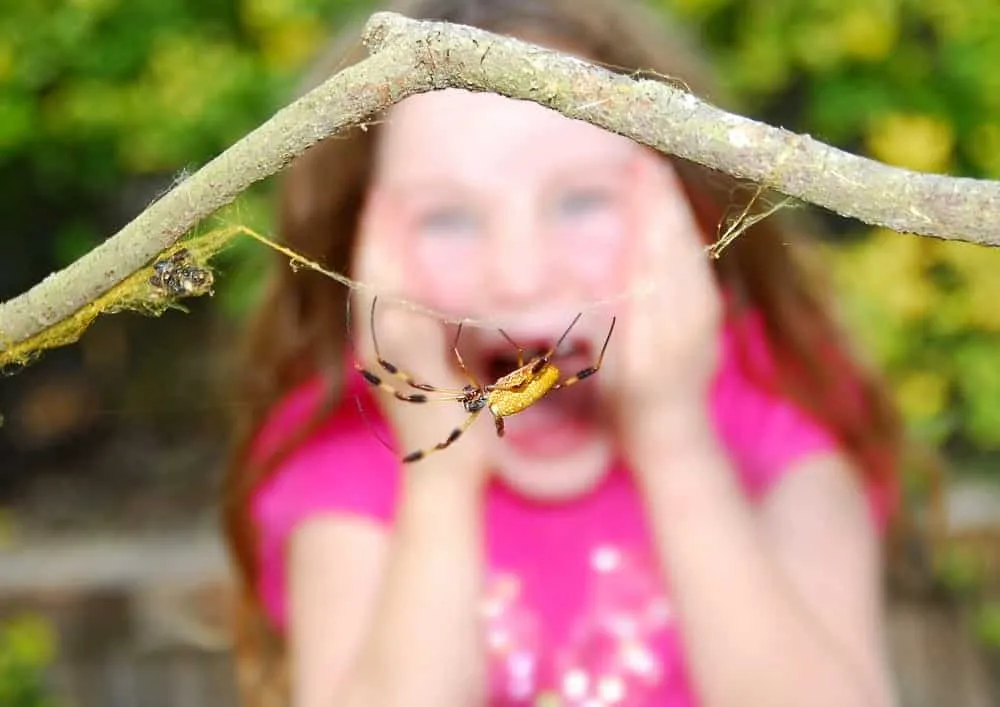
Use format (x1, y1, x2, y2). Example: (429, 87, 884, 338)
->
(249, 314, 893, 707)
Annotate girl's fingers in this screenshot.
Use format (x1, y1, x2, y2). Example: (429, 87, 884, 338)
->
(633, 156, 711, 293)
(606, 154, 722, 409)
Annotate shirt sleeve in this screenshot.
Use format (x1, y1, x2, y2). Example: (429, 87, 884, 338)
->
(710, 313, 895, 529)
(710, 335, 838, 500)
(249, 374, 400, 630)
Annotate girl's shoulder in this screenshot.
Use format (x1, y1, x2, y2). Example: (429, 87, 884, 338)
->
(248, 367, 400, 629)
(249, 367, 400, 548)
(710, 307, 841, 498)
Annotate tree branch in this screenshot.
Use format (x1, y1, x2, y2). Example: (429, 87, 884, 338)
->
(2, 10, 998, 355)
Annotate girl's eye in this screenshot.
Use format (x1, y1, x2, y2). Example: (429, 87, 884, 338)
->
(554, 189, 612, 218)
(417, 206, 480, 236)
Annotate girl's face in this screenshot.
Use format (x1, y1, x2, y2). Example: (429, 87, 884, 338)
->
(358, 88, 683, 500)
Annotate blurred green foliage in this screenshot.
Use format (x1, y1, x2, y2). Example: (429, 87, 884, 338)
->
(976, 600, 1000, 652)
(664, 0, 1000, 179)
(0, 0, 364, 176)
(659, 0, 1000, 459)
(3, 0, 1000, 464)
(0, 0, 368, 297)
(936, 541, 989, 597)
(832, 232, 1000, 453)
(0, 614, 59, 707)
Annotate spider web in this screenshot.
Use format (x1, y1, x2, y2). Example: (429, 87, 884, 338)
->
(234, 181, 792, 328)
(0, 181, 793, 375)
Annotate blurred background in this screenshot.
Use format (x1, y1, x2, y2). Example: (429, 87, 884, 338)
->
(1, 0, 999, 705)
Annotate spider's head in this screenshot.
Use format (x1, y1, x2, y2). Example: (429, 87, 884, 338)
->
(460, 383, 487, 413)
(464, 394, 488, 413)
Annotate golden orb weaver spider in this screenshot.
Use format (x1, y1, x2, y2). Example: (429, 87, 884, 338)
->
(354, 296, 616, 464)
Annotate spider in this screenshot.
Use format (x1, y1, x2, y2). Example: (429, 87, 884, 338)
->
(354, 296, 616, 464)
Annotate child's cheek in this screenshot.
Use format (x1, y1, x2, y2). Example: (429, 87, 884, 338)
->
(370, 196, 485, 313)
(406, 235, 486, 313)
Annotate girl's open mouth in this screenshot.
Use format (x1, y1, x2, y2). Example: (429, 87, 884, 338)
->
(472, 334, 604, 457)
(481, 338, 588, 382)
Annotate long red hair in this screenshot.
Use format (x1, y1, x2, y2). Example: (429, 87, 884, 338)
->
(221, 1, 907, 704)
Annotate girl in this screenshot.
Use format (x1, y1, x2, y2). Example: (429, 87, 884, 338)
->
(222, 1, 905, 706)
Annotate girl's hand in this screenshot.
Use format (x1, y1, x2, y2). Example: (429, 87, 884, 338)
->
(350, 199, 492, 483)
(607, 155, 723, 454)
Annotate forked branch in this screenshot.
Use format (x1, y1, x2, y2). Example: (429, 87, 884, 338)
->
(1, 10, 998, 354)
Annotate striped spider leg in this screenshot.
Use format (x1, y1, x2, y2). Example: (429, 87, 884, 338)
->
(353, 296, 489, 463)
(355, 296, 616, 464)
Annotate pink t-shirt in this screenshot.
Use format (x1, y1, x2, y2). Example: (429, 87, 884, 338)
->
(249, 314, 893, 707)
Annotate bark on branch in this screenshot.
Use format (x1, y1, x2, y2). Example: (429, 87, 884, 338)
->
(2, 10, 999, 353)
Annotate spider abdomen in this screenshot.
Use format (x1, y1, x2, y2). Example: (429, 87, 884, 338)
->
(488, 364, 561, 417)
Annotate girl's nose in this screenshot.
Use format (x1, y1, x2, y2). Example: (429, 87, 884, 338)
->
(487, 214, 553, 306)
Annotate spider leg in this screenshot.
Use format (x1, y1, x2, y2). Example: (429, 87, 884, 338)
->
(531, 312, 584, 374)
(494, 414, 505, 438)
(355, 295, 467, 402)
(354, 364, 468, 403)
(402, 408, 483, 463)
(497, 329, 526, 368)
(553, 317, 616, 390)
(366, 295, 468, 395)
(451, 322, 485, 391)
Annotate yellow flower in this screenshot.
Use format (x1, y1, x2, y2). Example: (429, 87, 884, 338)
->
(968, 123, 1000, 178)
(866, 113, 955, 173)
(2, 614, 57, 666)
(240, 0, 298, 33)
(834, 228, 934, 322)
(936, 240, 1000, 331)
(839, 6, 898, 61)
(894, 370, 949, 421)
(259, 19, 326, 71)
